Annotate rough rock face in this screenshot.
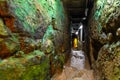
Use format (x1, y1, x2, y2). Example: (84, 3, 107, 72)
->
(88, 0, 120, 80)
(95, 42, 120, 80)
(89, 0, 120, 44)
(0, 0, 70, 79)
(0, 50, 50, 80)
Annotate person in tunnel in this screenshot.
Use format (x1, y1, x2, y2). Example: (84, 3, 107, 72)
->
(72, 33, 78, 49)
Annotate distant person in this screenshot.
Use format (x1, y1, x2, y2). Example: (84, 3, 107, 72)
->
(72, 33, 78, 48)
(73, 37, 78, 48)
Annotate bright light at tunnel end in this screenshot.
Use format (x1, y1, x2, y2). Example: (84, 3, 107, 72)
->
(75, 24, 83, 35)
(79, 24, 83, 29)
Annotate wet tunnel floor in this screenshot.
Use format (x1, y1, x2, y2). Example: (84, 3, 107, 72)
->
(52, 49, 95, 80)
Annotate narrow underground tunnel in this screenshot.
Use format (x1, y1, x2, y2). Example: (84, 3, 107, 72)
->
(0, 0, 120, 80)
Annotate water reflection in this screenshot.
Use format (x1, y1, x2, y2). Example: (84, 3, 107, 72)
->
(71, 50, 85, 70)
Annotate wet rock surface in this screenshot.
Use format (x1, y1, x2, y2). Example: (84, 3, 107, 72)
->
(89, 0, 120, 44)
(94, 42, 120, 80)
(70, 50, 85, 70)
(0, 0, 70, 79)
(0, 50, 50, 80)
(87, 0, 120, 80)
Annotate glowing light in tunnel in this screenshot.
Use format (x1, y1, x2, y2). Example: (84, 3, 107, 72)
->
(73, 38, 78, 48)
(79, 24, 83, 29)
(75, 24, 83, 34)
(75, 31, 79, 35)
(75, 23, 83, 42)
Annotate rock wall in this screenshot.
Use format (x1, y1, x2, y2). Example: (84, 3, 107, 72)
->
(0, 0, 70, 79)
(88, 0, 120, 80)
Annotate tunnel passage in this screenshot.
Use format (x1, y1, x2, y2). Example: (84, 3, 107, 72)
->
(62, 0, 94, 65)
(0, 0, 120, 80)
(55, 0, 120, 80)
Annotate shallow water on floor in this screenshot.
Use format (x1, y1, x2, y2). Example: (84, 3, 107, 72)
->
(71, 50, 85, 70)
(52, 49, 95, 80)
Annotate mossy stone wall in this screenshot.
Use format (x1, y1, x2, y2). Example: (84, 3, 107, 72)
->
(0, 0, 70, 79)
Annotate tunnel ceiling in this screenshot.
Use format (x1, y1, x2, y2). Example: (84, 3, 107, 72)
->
(62, 0, 88, 23)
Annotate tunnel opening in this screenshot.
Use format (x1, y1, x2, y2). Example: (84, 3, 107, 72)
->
(62, 0, 95, 67)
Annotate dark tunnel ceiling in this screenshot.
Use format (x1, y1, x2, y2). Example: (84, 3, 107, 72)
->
(62, 0, 88, 23)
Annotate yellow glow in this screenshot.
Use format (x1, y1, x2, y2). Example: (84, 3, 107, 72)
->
(73, 38, 78, 48)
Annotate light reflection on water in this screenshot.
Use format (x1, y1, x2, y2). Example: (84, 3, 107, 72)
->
(70, 50, 85, 70)
(52, 49, 95, 80)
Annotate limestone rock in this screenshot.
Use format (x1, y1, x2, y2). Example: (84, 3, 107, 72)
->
(0, 39, 20, 59)
(88, 0, 120, 79)
(88, 0, 120, 44)
(0, 50, 50, 80)
(107, 33, 113, 42)
(0, 1, 70, 80)
(95, 41, 120, 80)
(116, 28, 120, 37)
(0, 18, 8, 37)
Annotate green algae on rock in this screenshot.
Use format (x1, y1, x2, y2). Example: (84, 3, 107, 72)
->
(88, 0, 120, 80)
(0, 0, 70, 79)
(0, 18, 8, 37)
(0, 50, 50, 80)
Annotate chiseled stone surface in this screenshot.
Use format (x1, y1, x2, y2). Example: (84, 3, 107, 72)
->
(0, 0, 70, 79)
(0, 50, 50, 80)
(88, 0, 120, 80)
